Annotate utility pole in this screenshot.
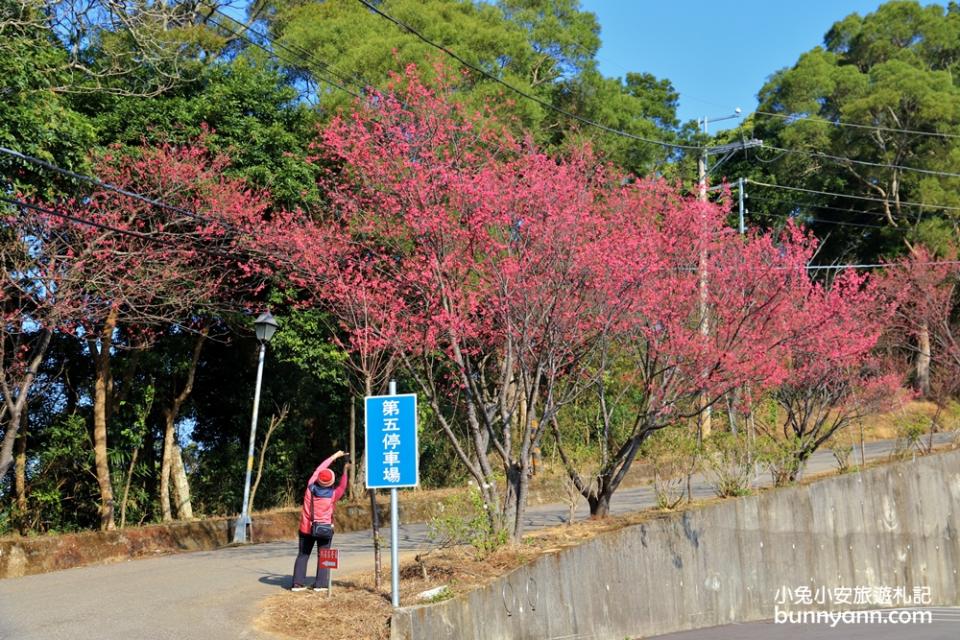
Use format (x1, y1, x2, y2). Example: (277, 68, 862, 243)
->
(696, 118, 710, 440)
(738, 177, 746, 235)
(696, 111, 761, 440)
(698, 155, 708, 200)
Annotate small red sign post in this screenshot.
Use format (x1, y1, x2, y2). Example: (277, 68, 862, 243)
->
(318, 548, 339, 569)
(318, 549, 339, 596)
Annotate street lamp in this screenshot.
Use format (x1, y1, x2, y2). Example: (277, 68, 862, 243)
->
(698, 107, 741, 135)
(233, 311, 279, 543)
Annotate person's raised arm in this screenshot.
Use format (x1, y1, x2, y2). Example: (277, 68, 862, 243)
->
(333, 463, 350, 502)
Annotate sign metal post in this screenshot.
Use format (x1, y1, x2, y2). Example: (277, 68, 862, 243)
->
(365, 380, 418, 608)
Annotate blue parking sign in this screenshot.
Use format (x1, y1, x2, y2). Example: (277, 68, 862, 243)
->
(365, 393, 418, 489)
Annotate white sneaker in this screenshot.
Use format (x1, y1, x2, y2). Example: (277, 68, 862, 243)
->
(291, 584, 308, 592)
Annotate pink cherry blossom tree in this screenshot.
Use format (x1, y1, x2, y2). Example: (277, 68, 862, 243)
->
(878, 247, 960, 450)
(296, 66, 651, 538)
(551, 208, 835, 514)
(764, 268, 900, 484)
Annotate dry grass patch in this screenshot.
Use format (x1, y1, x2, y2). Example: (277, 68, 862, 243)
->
(254, 546, 534, 640)
(252, 539, 526, 638)
(257, 583, 392, 640)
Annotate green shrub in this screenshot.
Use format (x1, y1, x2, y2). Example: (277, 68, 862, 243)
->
(428, 485, 507, 559)
(893, 414, 928, 458)
(426, 586, 454, 603)
(756, 435, 804, 486)
(704, 431, 754, 498)
(641, 426, 700, 509)
(828, 437, 854, 473)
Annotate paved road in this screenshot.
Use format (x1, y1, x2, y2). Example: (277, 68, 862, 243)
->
(0, 435, 952, 640)
(650, 608, 960, 639)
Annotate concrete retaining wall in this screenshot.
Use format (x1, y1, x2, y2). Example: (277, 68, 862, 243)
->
(391, 449, 960, 639)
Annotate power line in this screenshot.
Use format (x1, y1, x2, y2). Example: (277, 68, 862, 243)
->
(203, 5, 364, 91)
(1, 192, 330, 289)
(750, 209, 888, 230)
(745, 179, 960, 212)
(204, 14, 363, 98)
(754, 110, 960, 140)
(205, 7, 462, 151)
(747, 193, 927, 221)
(353, 0, 699, 152)
(0, 147, 320, 283)
(762, 144, 960, 180)
(0, 145, 244, 235)
(0, 195, 239, 259)
(203, 10, 366, 100)
(804, 261, 960, 270)
(8, 170, 957, 277)
(213, 2, 704, 183)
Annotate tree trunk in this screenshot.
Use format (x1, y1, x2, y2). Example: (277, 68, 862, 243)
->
(362, 378, 382, 590)
(160, 409, 175, 521)
(0, 329, 52, 480)
(249, 404, 287, 516)
(349, 398, 358, 500)
(782, 449, 812, 485)
(917, 322, 931, 397)
(92, 366, 116, 530)
(143, 419, 159, 521)
(171, 444, 193, 519)
(357, 381, 370, 495)
(512, 461, 531, 541)
(160, 330, 205, 521)
(120, 446, 140, 528)
(0, 408, 22, 487)
(584, 434, 646, 519)
(370, 489, 382, 590)
(92, 362, 116, 530)
(120, 379, 153, 529)
(91, 310, 118, 531)
(588, 491, 612, 518)
(503, 462, 521, 538)
(14, 411, 28, 534)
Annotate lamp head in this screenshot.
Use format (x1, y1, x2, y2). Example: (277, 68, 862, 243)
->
(254, 311, 279, 343)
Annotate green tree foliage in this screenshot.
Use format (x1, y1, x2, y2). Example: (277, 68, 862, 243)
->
(547, 69, 686, 175)
(79, 54, 322, 209)
(733, 0, 960, 262)
(0, 0, 95, 193)
(260, 0, 683, 175)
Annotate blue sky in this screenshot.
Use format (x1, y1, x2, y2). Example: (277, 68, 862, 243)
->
(580, 0, 909, 130)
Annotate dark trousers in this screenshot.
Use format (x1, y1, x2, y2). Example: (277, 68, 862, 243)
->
(293, 529, 334, 588)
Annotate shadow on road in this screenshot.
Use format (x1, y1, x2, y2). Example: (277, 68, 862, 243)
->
(258, 573, 292, 588)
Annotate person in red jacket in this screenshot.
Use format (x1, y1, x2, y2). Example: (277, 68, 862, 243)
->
(291, 450, 349, 591)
